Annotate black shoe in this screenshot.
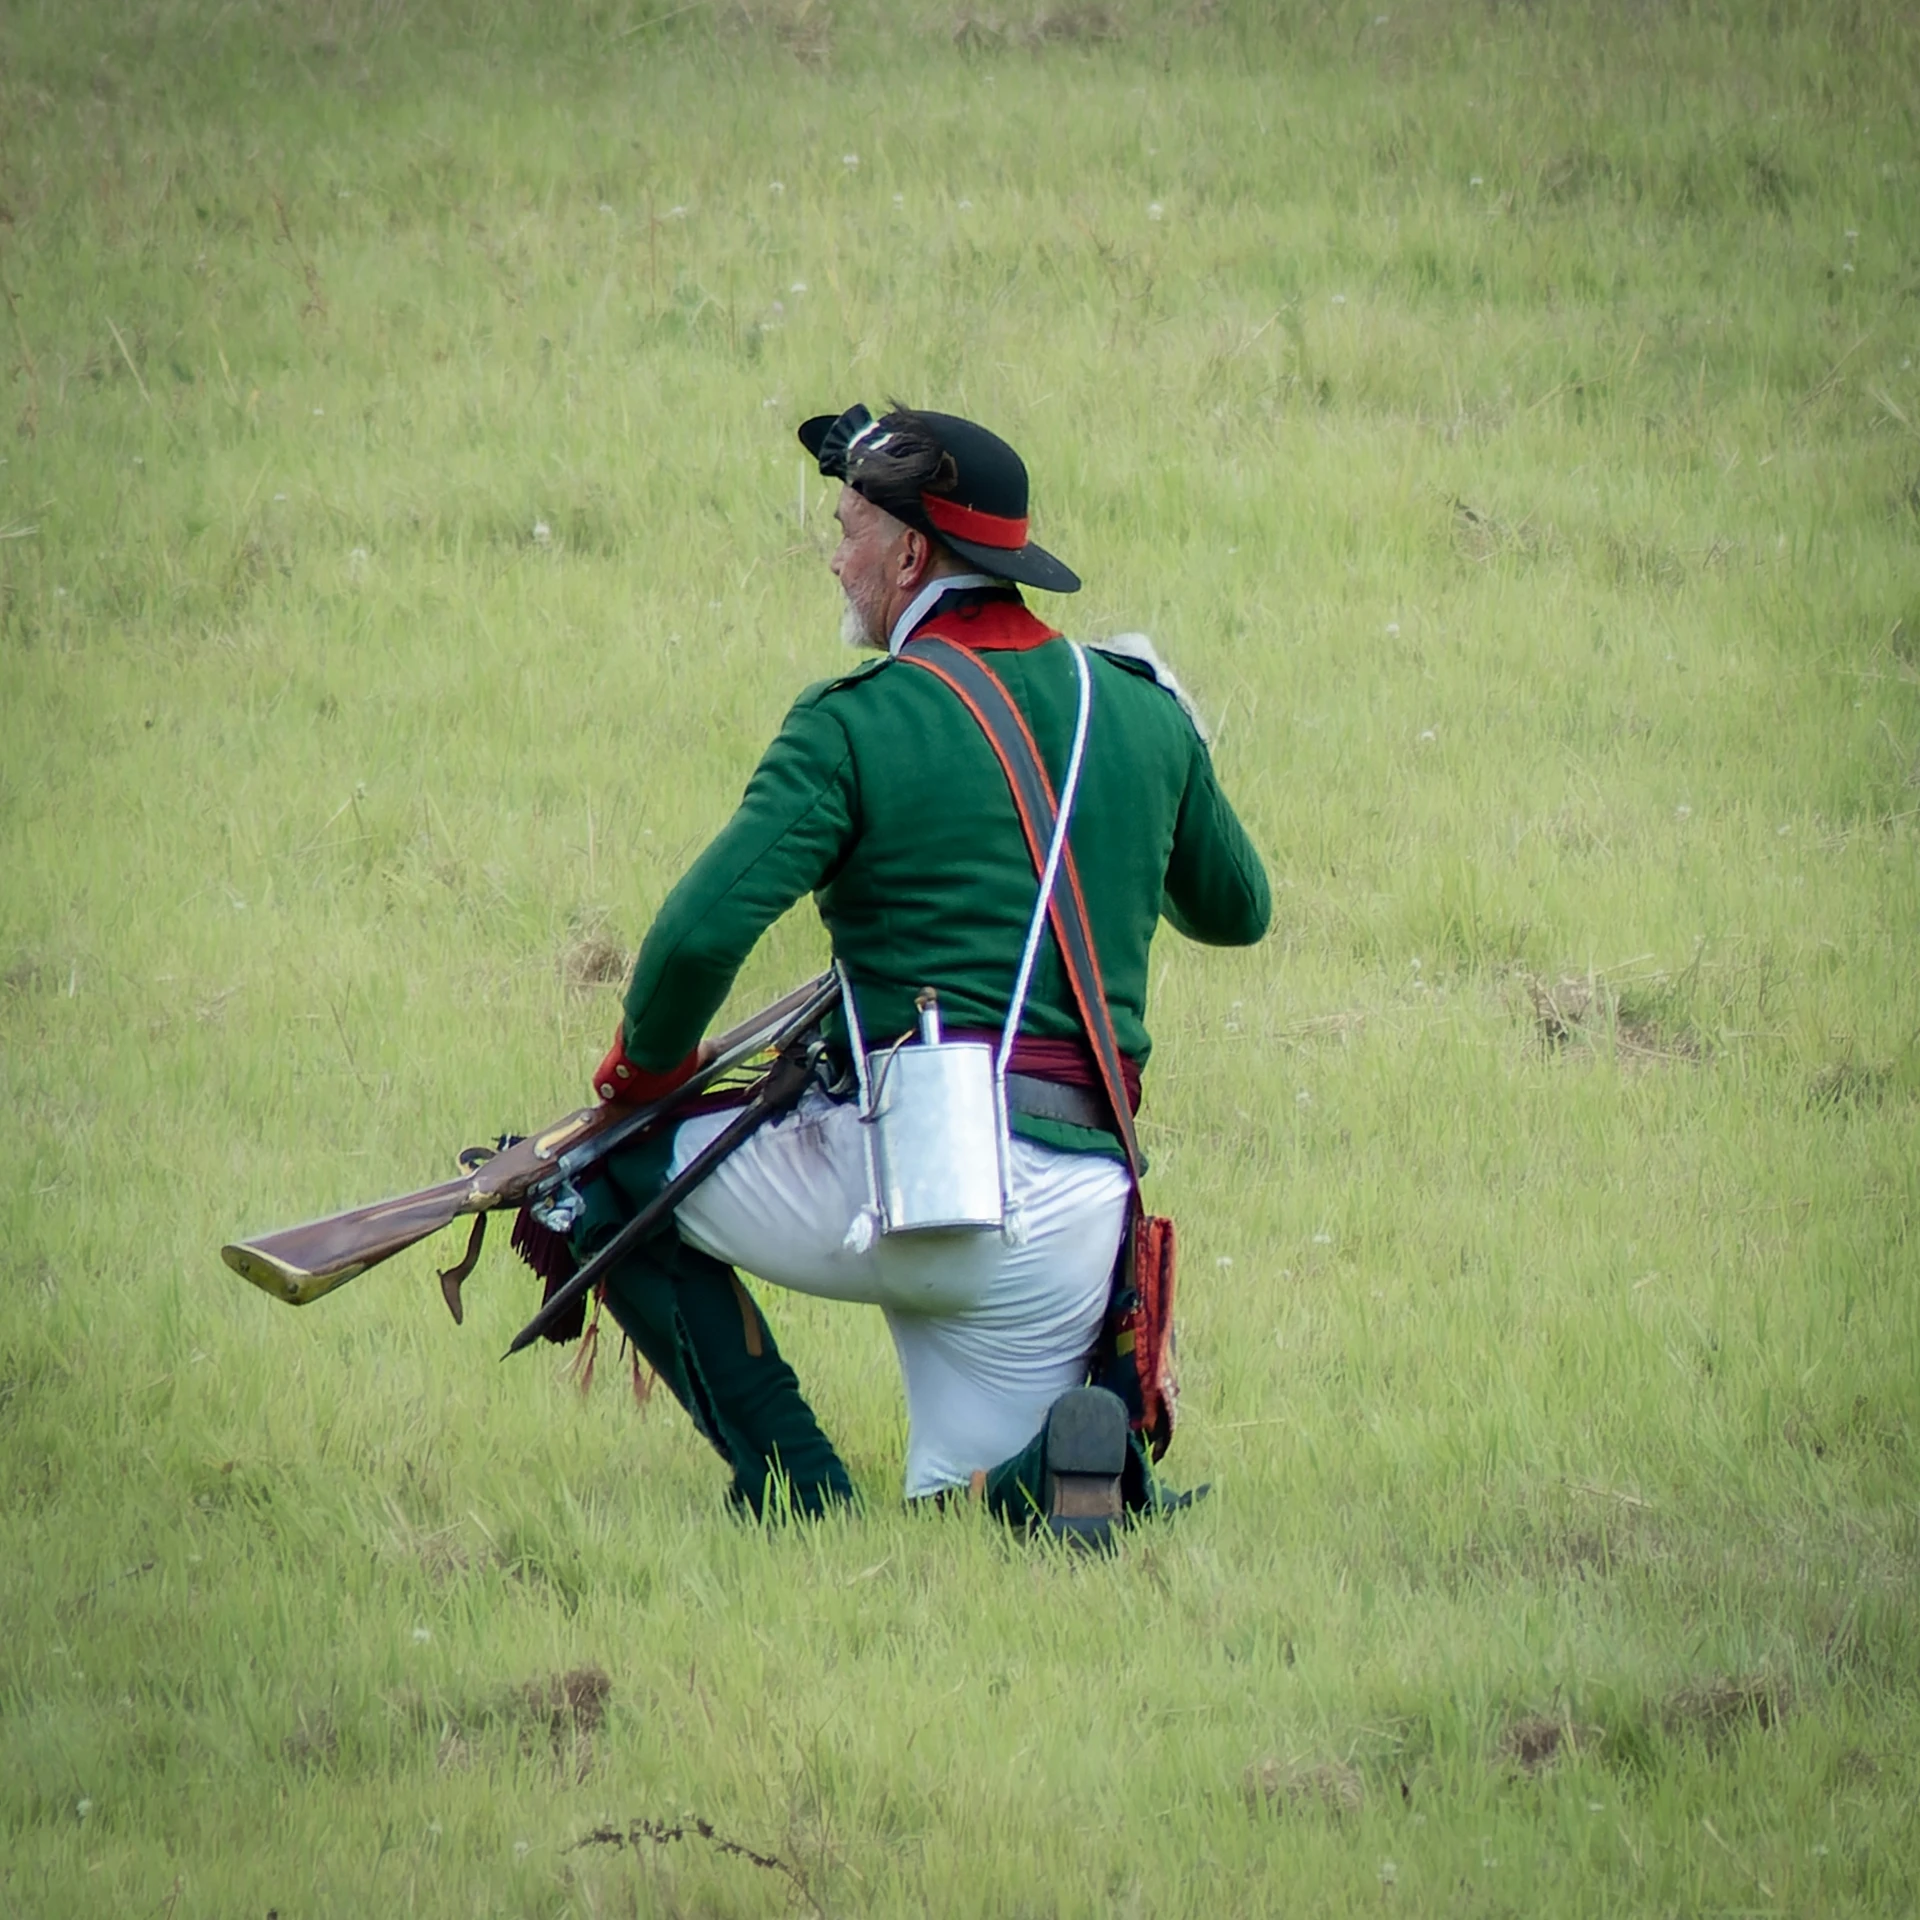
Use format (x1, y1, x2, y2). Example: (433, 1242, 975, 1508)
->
(1040, 1386, 1128, 1553)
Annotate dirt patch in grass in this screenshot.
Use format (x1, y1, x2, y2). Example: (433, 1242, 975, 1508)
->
(1808, 1050, 1912, 1108)
(1244, 1756, 1365, 1816)
(398, 1664, 613, 1777)
(561, 925, 629, 993)
(520, 1664, 613, 1738)
(721, 0, 832, 65)
(1662, 1672, 1790, 1748)
(952, 4, 1123, 47)
(283, 1710, 338, 1773)
(1451, 496, 1554, 568)
(1522, 971, 1699, 1066)
(1, 951, 49, 995)
(1496, 1714, 1603, 1775)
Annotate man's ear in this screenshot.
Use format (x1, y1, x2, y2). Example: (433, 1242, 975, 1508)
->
(898, 528, 931, 587)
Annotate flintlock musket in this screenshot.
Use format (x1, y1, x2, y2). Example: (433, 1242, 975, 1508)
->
(220, 972, 839, 1319)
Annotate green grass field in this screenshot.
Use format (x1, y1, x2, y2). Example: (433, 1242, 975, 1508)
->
(4, 0, 1918, 1911)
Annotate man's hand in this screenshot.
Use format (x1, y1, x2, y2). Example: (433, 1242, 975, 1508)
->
(593, 1031, 712, 1105)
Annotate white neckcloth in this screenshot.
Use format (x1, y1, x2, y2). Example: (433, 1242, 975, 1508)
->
(886, 573, 1007, 655)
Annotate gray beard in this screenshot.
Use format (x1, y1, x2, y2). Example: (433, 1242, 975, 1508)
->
(840, 595, 884, 652)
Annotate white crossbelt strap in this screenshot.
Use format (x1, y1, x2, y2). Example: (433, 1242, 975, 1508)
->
(996, 641, 1092, 1084)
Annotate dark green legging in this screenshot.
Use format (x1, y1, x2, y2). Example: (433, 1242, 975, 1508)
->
(594, 1229, 854, 1518)
(570, 1132, 853, 1518)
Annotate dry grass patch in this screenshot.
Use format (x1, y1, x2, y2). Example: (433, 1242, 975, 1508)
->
(1522, 971, 1700, 1066)
(282, 1709, 338, 1773)
(1244, 1756, 1365, 1817)
(561, 925, 630, 993)
(402, 1663, 612, 1777)
(1662, 1672, 1791, 1749)
(1808, 1049, 1911, 1108)
(1496, 1713, 1603, 1775)
(520, 1664, 613, 1740)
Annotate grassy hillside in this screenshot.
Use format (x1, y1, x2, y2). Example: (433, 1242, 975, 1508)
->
(3, 1, 1917, 1911)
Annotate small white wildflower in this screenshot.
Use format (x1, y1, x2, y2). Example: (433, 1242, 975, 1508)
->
(1841, 262, 1854, 274)
(789, 280, 807, 294)
(412, 1625, 432, 1643)
(1470, 175, 1484, 187)
(1215, 1255, 1234, 1269)
(1813, 1844, 1830, 1857)
(893, 192, 905, 208)
(312, 407, 324, 416)
(76, 1798, 93, 1820)
(1385, 621, 1399, 635)
(958, 198, 973, 211)
(532, 520, 551, 546)
(1378, 1860, 1398, 1885)
(769, 180, 785, 195)
(599, 202, 614, 214)
(132, 455, 143, 466)
(1675, 804, 1692, 819)
(427, 1821, 443, 1837)
(668, 205, 688, 219)
(842, 153, 859, 169)
(769, 300, 785, 319)
(349, 545, 368, 561)
(1410, 957, 1422, 970)
(1418, 728, 1437, 742)
(1777, 822, 1792, 836)
(761, 396, 780, 409)
(513, 1840, 530, 1858)
(273, 492, 287, 502)
(1331, 293, 1346, 305)
(1295, 1088, 1311, 1106)
(1845, 229, 1858, 242)
(1588, 1801, 1604, 1812)
(337, 189, 352, 199)
(1147, 202, 1164, 221)
(54, 586, 67, 597)
(1313, 1232, 1333, 1246)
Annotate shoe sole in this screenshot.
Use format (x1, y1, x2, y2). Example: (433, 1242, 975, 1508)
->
(1041, 1386, 1127, 1548)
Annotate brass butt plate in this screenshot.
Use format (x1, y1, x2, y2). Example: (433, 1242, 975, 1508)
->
(221, 1243, 366, 1307)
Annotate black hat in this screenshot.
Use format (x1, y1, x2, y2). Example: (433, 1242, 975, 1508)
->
(797, 403, 1081, 594)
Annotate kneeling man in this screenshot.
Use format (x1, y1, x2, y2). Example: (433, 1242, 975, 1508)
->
(574, 404, 1269, 1543)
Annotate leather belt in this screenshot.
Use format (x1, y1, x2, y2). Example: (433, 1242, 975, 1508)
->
(1004, 1072, 1113, 1132)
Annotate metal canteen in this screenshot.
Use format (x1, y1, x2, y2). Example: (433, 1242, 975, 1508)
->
(867, 990, 1007, 1235)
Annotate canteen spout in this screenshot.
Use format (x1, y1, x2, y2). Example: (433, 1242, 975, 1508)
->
(915, 987, 942, 1046)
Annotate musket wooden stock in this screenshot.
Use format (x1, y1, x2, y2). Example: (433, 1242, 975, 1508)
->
(220, 1106, 615, 1306)
(220, 972, 838, 1308)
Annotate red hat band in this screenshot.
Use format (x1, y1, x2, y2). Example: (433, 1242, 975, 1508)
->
(920, 492, 1030, 551)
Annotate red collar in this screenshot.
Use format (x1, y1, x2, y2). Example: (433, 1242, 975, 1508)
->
(911, 598, 1062, 653)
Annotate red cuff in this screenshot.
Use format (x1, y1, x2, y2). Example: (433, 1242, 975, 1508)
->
(594, 1033, 701, 1105)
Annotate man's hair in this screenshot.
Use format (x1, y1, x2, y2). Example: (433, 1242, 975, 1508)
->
(845, 403, 961, 534)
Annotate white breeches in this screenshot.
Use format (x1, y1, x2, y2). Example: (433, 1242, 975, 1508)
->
(669, 1088, 1131, 1499)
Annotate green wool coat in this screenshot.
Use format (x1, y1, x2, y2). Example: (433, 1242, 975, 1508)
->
(620, 624, 1270, 1153)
